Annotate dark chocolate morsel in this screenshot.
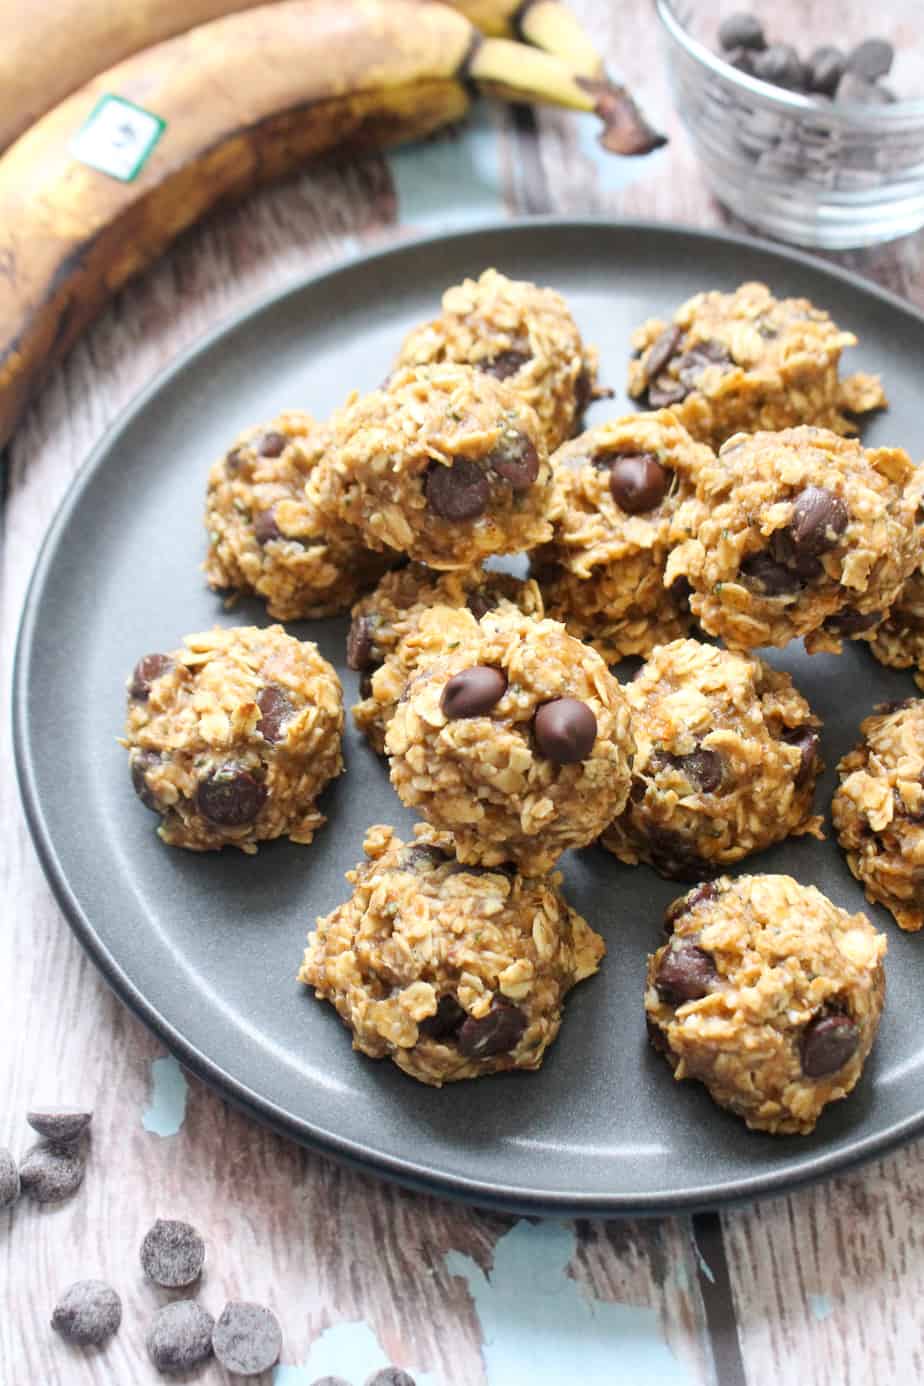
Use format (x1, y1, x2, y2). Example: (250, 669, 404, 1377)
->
(141, 1218, 206, 1289)
(781, 726, 820, 785)
(425, 458, 490, 521)
(644, 324, 684, 382)
(846, 37, 894, 81)
(808, 45, 846, 95)
(646, 1015, 671, 1054)
(399, 843, 452, 874)
(146, 1300, 215, 1373)
(457, 1002, 527, 1059)
(609, 453, 669, 514)
(212, 1302, 282, 1376)
(655, 942, 718, 1004)
(664, 881, 719, 933)
(466, 588, 498, 620)
(788, 486, 848, 556)
(130, 751, 163, 813)
(347, 614, 376, 671)
(646, 375, 689, 408)
(51, 1281, 122, 1346)
(256, 685, 294, 743)
(129, 653, 173, 701)
(718, 12, 766, 51)
(196, 764, 266, 827)
(441, 666, 508, 719)
(480, 349, 532, 381)
(741, 551, 801, 596)
(825, 607, 882, 637)
(253, 506, 283, 544)
(418, 995, 467, 1040)
(533, 698, 597, 763)
(488, 433, 540, 492)
(678, 748, 724, 794)
(257, 430, 288, 458)
(646, 826, 719, 882)
(801, 1011, 860, 1077)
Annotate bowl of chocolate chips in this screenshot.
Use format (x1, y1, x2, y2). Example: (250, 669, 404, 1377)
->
(656, 0, 924, 248)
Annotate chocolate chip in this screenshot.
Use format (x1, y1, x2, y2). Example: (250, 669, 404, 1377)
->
(347, 614, 377, 670)
(253, 505, 282, 544)
(646, 1015, 671, 1054)
(781, 726, 820, 785)
(257, 430, 288, 458)
(533, 698, 597, 764)
(0, 1148, 20, 1208)
(675, 340, 732, 389)
(609, 453, 669, 514)
(213, 1302, 282, 1376)
(680, 748, 724, 793)
(400, 843, 451, 874)
(808, 45, 846, 95)
(725, 45, 756, 74)
(846, 37, 893, 80)
(801, 1011, 860, 1077)
(835, 71, 891, 104)
(668, 575, 693, 611)
(457, 1002, 527, 1059)
(196, 764, 266, 827)
(488, 434, 540, 492)
(754, 42, 806, 90)
(225, 447, 246, 473)
(664, 882, 719, 932)
(466, 589, 498, 620)
(141, 1219, 206, 1288)
(629, 774, 648, 803)
(644, 324, 684, 382)
(256, 684, 294, 743)
(441, 666, 507, 719)
(129, 653, 173, 700)
(419, 995, 466, 1039)
(647, 375, 689, 408)
(359, 670, 375, 700)
(655, 942, 718, 1004)
(789, 487, 848, 557)
(51, 1281, 122, 1346)
(130, 750, 162, 812)
(741, 551, 801, 596)
(426, 458, 490, 521)
(825, 607, 882, 636)
(20, 1142, 85, 1202)
(147, 1300, 215, 1373)
(481, 349, 531, 380)
(26, 1108, 92, 1143)
(718, 12, 766, 51)
(365, 1371, 417, 1386)
(646, 826, 718, 882)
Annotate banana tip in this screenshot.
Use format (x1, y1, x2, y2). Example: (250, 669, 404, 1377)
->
(577, 77, 668, 157)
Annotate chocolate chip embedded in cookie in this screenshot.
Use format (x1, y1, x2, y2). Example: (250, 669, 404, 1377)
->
(645, 874, 886, 1134)
(601, 639, 823, 878)
(122, 624, 343, 853)
(299, 825, 605, 1085)
(385, 610, 634, 874)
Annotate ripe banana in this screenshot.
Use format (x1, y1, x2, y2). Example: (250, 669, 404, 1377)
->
(0, 0, 660, 450)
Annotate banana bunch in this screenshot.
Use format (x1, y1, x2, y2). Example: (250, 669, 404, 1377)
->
(0, 0, 664, 449)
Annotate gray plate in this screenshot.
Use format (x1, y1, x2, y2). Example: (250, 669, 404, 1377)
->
(14, 220, 924, 1215)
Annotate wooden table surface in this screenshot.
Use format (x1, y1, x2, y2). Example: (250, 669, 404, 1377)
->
(4, 4, 924, 1383)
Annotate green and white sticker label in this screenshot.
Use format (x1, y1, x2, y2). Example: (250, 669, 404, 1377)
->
(71, 95, 166, 182)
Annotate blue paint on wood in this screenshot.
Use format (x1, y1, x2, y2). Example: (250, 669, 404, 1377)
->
(141, 1054, 188, 1137)
(274, 1320, 441, 1386)
(445, 1220, 693, 1385)
(809, 1293, 833, 1321)
(387, 107, 506, 231)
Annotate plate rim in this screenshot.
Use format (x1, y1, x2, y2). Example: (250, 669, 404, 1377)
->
(14, 214, 924, 1216)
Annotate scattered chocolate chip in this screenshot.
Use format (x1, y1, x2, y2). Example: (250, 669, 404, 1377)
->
(0, 1148, 20, 1207)
(664, 882, 719, 933)
(573, 364, 597, 419)
(675, 340, 732, 390)
(725, 46, 756, 74)
(825, 607, 882, 636)
(878, 698, 916, 715)
(196, 764, 266, 827)
(680, 748, 724, 793)
(646, 375, 689, 408)
(358, 671, 375, 700)
(533, 697, 597, 764)
(225, 447, 246, 473)
(419, 995, 466, 1040)
(846, 37, 893, 80)
(256, 685, 294, 743)
(466, 588, 498, 620)
(51, 1281, 122, 1346)
(212, 1301, 282, 1377)
(457, 1002, 527, 1059)
(646, 1015, 671, 1054)
(257, 430, 288, 458)
(425, 458, 490, 521)
(400, 843, 451, 874)
(365, 1371, 417, 1386)
(140, 1218, 206, 1288)
(788, 486, 848, 557)
(835, 71, 891, 104)
(609, 453, 669, 514)
(20, 1143, 85, 1203)
(481, 349, 531, 380)
(808, 45, 846, 95)
(754, 42, 805, 90)
(718, 12, 766, 51)
(741, 551, 801, 596)
(130, 751, 163, 812)
(668, 575, 694, 611)
(629, 775, 648, 803)
(646, 827, 718, 882)
(655, 942, 718, 1004)
(347, 614, 377, 670)
(253, 505, 282, 544)
(441, 666, 507, 719)
(129, 653, 173, 701)
(781, 726, 820, 785)
(644, 324, 684, 382)
(26, 1109, 92, 1143)
(801, 1011, 860, 1077)
(147, 1300, 215, 1373)
(488, 433, 540, 492)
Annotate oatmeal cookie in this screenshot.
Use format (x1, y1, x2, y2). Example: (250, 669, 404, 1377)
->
(299, 824, 604, 1085)
(869, 572, 924, 689)
(313, 364, 556, 570)
(123, 625, 343, 852)
(348, 563, 544, 753)
(204, 411, 391, 620)
(645, 874, 886, 1134)
(602, 640, 823, 879)
(395, 268, 600, 452)
(665, 427, 919, 653)
(628, 281, 886, 449)
(385, 611, 635, 873)
(833, 699, 924, 931)
(532, 411, 714, 662)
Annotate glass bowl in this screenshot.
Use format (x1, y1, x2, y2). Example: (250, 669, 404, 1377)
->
(655, 0, 924, 248)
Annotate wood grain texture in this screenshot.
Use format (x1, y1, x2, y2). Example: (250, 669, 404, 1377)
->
(4, 0, 924, 1382)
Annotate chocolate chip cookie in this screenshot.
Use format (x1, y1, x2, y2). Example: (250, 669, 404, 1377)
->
(385, 611, 635, 873)
(602, 639, 823, 879)
(646, 874, 886, 1133)
(395, 268, 601, 452)
(833, 699, 924, 931)
(532, 411, 714, 662)
(299, 824, 605, 1084)
(204, 411, 391, 620)
(665, 427, 919, 653)
(628, 282, 886, 449)
(123, 625, 343, 852)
